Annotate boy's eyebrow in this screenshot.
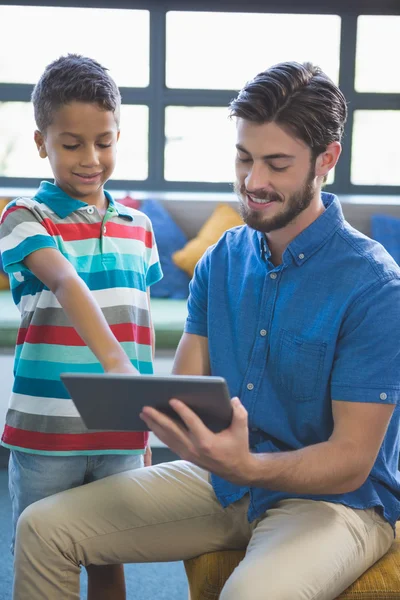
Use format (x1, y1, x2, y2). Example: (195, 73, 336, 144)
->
(59, 131, 114, 139)
(235, 144, 295, 161)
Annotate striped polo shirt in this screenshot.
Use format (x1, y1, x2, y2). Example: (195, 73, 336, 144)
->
(0, 181, 163, 456)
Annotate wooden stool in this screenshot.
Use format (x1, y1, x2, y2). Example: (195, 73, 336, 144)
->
(184, 523, 400, 600)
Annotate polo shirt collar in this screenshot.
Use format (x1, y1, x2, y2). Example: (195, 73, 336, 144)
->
(34, 181, 133, 220)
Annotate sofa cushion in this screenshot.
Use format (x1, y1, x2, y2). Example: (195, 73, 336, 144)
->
(140, 200, 190, 299)
(172, 204, 243, 277)
(371, 214, 400, 264)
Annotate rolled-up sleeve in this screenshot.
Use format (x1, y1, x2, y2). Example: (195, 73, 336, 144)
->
(331, 276, 400, 404)
(184, 247, 212, 338)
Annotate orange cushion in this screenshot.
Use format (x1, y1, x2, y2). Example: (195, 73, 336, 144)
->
(172, 204, 243, 277)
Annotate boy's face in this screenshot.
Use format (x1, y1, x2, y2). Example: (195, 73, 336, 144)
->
(34, 101, 120, 206)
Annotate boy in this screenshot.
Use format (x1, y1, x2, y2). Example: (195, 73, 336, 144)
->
(0, 54, 162, 599)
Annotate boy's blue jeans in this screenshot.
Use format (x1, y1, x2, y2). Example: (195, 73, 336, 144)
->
(8, 449, 144, 551)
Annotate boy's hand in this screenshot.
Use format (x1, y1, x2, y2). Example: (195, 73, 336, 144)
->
(104, 359, 139, 375)
(144, 445, 152, 467)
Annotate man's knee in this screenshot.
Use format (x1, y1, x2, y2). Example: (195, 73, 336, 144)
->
(15, 497, 66, 559)
(16, 501, 51, 549)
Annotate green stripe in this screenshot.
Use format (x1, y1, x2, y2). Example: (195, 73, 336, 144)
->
(2, 443, 145, 456)
(60, 252, 147, 274)
(16, 357, 154, 379)
(18, 342, 153, 365)
(54, 236, 149, 258)
(2, 236, 58, 273)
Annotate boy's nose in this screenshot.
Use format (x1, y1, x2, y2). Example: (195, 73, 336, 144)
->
(79, 147, 101, 167)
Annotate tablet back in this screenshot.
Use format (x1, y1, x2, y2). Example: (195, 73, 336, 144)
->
(61, 373, 233, 433)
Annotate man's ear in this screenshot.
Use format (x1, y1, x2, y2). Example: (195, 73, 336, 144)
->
(315, 141, 341, 179)
(34, 130, 47, 159)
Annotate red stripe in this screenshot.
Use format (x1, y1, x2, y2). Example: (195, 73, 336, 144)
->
(3, 425, 148, 451)
(105, 222, 153, 248)
(41, 218, 101, 240)
(17, 323, 152, 346)
(40, 218, 153, 247)
(0, 205, 28, 224)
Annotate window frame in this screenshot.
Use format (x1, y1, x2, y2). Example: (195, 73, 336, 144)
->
(0, 0, 399, 196)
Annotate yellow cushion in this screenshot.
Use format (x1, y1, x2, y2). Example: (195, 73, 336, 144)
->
(0, 274, 9, 290)
(172, 204, 243, 277)
(0, 197, 10, 215)
(184, 522, 400, 600)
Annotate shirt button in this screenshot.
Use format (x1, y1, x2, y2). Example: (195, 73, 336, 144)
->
(380, 392, 388, 400)
(260, 329, 267, 336)
(103, 226, 107, 234)
(269, 272, 277, 280)
(298, 253, 305, 259)
(86, 206, 95, 214)
(247, 383, 254, 391)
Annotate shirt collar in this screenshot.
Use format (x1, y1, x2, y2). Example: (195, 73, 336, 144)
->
(256, 192, 344, 266)
(286, 193, 344, 266)
(34, 181, 133, 220)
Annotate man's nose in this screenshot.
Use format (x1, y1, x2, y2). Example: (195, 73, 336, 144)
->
(245, 163, 271, 192)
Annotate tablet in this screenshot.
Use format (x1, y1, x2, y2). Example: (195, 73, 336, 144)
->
(61, 373, 233, 433)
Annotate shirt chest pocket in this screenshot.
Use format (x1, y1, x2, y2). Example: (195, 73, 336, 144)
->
(277, 329, 327, 403)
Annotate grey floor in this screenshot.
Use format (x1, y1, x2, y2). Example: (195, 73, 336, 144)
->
(0, 350, 189, 599)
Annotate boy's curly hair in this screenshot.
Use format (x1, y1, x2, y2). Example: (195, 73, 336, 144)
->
(32, 54, 121, 132)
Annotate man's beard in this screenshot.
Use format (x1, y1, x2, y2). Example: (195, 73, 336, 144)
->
(235, 167, 316, 233)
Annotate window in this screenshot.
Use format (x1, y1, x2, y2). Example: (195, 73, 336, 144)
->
(0, 102, 41, 178)
(166, 12, 341, 89)
(165, 107, 236, 182)
(352, 111, 400, 186)
(0, 5, 149, 87)
(112, 106, 149, 181)
(0, 2, 399, 197)
(355, 16, 400, 93)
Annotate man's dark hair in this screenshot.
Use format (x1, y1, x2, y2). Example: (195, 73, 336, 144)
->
(32, 54, 121, 132)
(230, 61, 347, 158)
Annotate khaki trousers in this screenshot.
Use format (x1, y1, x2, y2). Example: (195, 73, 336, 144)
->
(13, 460, 394, 600)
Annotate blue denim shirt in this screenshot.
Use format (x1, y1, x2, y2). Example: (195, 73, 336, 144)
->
(185, 193, 400, 526)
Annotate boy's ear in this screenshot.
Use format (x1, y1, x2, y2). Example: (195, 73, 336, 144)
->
(117, 130, 120, 142)
(34, 130, 47, 159)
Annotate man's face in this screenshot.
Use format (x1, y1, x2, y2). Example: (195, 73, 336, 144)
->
(34, 101, 119, 205)
(234, 119, 317, 233)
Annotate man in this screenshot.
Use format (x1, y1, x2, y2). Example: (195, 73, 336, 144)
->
(12, 61, 400, 600)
